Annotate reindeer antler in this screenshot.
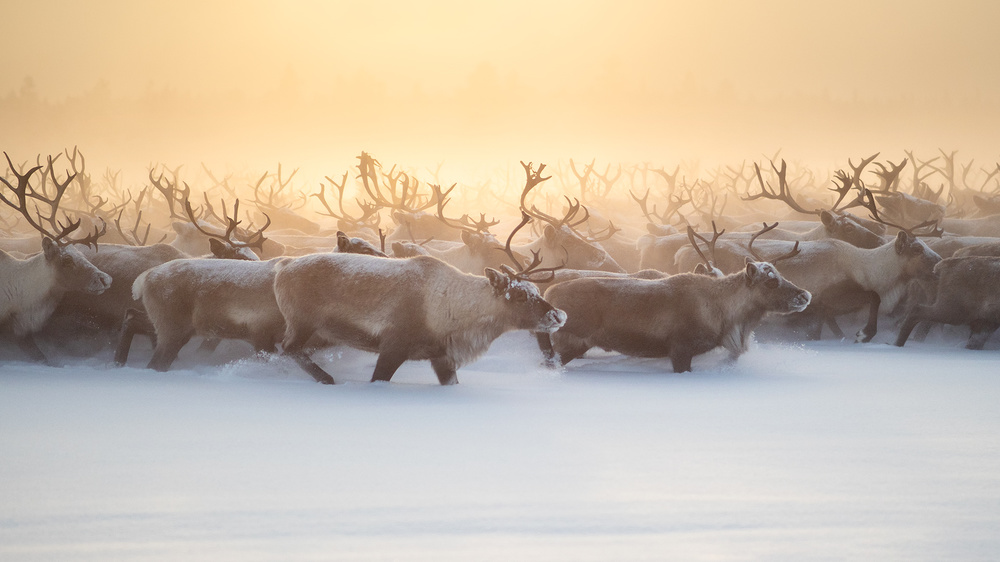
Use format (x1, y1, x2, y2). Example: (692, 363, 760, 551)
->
(0, 152, 105, 248)
(686, 221, 725, 272)
(857, 189, 943, 238)
(747, 222, 800, 263)
(744, 159, 818, 216)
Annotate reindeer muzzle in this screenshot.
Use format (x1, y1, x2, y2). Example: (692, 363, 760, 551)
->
(789, 290, 811, 313)
(88, 272, 113, 295)
(536, 308, 568, 333)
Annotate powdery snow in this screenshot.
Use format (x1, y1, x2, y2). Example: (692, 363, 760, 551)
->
(1, 331, 999, 561)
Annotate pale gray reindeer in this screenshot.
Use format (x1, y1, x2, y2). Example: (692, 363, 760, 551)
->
(0, 153, 111, 364)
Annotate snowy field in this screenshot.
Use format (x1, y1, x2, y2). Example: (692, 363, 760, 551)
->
(2, 329, 1000, 561)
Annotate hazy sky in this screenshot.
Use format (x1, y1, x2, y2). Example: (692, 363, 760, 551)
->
(3, 0, 999, 175)
(6, 0, 1000, 102)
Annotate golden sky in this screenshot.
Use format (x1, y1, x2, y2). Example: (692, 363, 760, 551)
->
(8, 0, 998, 99)
(3, 0, 999, 173)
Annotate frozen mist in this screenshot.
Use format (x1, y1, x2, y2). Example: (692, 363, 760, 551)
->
(2, 331, 999, 561)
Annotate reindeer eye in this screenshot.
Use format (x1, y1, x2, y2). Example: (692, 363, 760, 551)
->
(765, 278, 779, 289)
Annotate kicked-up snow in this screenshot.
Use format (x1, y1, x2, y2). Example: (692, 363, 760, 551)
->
(1, 330, 999, 561)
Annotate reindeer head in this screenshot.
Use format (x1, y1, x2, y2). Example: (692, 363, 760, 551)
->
(43, 236, 112, 295)
(337, 231, 387, 257)
(537, 224, 623, 273)
(390, 241, 429, 258)
(484, 266, 567, 333)
(819, 210, 884, 249)
(894, 231, 941, 282)
(875, 192, 946, 227)
(744, 261, 811, 314)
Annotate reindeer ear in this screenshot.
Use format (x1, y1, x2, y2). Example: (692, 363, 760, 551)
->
(484, 267, 510, 295)
(42, 237, 59, 260)
(461, 230, 474, 245)
(336, 231, 350, 252)
(171, 221, 188, 235)
(694, 263, 709, 275)
(894, 231, 909, 254)
(209, 238, 228, 258)
(543, 225, 557, 240)
(745, 261, 760, 284)
(820, 210, 834, 226)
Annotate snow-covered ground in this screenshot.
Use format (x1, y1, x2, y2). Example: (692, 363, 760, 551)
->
(2, 330, 999, 561)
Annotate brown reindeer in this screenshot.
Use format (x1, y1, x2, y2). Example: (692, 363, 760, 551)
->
(895, 256, 1000, 349)
(538, 260, 811, 372)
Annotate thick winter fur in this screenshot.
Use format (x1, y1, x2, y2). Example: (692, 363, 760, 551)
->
(274, 253, 567, 385)
(0, 238, 112, 362)
(753, 231, 941, 341)
(133, 258, 288, 371)
(517, 224, 625, 273)
(895, 256, 1000, 349)
(55, 243, 186, 329)
(540, 261, 811, 372)
(939, 216, 1000, 238)
(413, 231, 513, 274)
(535, 268, 668, 293)
(669, 212, 886, 275)
(925, 236, 1000, 258)
(385, 211, 463, 242)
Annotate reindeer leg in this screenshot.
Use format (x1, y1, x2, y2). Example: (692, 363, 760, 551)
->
(670, 351, 693, 373)
(894, 314, 922, 347)
(551, 332, 589, 366)
(430, 357, 458, 385)
(114, 308, 154, 366)
(855, 291, 881, 343)
(147, 331, 193, 372)
(966, 320, 999, 350)
(535, 331, 558, 367)
(371, 351, 408, 382)
(911, 321, 933, 342)
(288, 352, 336, 384)
(16, 334, 51, 365)
(824, 316, 846, 339)
(805, 313, 824, 340)
(281, 329, 335, 384)
(896, 303, 965, 348)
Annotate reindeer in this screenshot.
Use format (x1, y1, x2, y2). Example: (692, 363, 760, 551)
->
(110, 199, 276, 365)
(537, 258, 811, 372)
(129, 258, 288, 371)
(170, 198, 283, 259)
(515, 162, 624, 273)
(895, 256, 1000, 349)
(0, 153, 111, 363)
(638, 158, 885, 274)
(274, 240, 567, 385)
(121, 222, 400, 371)
(748, 218, 941, 342)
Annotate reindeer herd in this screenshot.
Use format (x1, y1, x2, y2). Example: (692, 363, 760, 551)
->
(3, 148, 1000, 384)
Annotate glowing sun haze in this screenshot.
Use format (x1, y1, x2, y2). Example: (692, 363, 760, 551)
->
(3, 0, 999, 176)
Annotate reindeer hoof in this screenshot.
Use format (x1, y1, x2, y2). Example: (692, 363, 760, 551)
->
(854, 330, 874, 343)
